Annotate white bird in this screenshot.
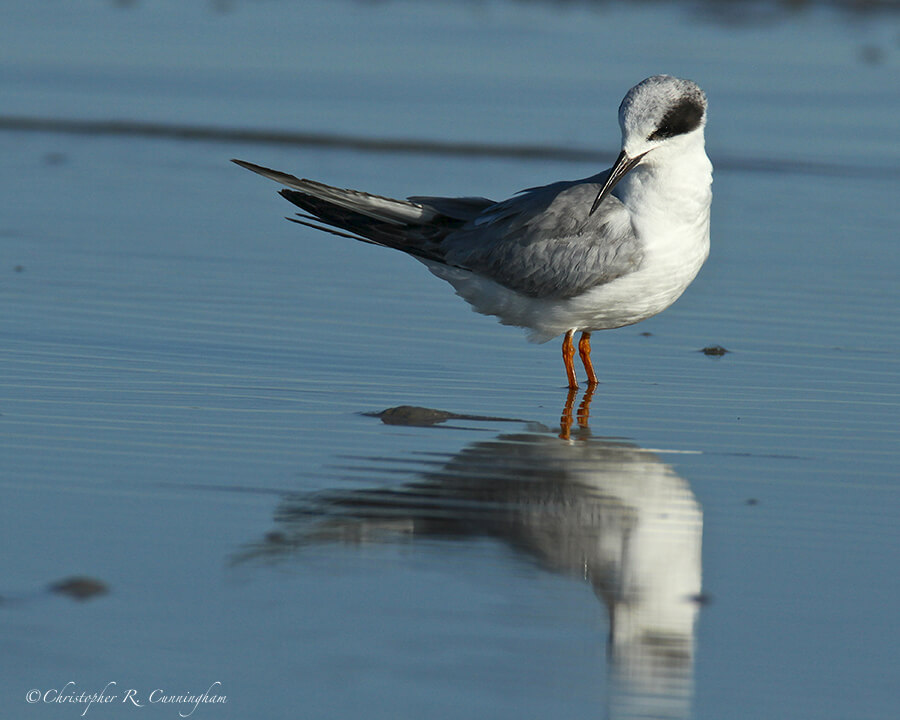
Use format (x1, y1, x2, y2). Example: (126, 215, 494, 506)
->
(233, 75, 712, 389)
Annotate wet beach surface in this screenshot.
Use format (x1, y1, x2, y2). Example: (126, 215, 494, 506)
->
(2, 1, 899, 718)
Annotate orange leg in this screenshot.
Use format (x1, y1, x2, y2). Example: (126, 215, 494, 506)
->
(562, 329, 578, 390)
(578, 332, 599, 387)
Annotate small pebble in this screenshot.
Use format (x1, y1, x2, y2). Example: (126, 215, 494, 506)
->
(48, 577, 109, 601)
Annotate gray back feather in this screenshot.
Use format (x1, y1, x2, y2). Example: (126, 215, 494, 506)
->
(432, 173, 642, 299)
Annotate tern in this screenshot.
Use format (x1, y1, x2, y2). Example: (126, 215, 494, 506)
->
(233, 75, 712, 389)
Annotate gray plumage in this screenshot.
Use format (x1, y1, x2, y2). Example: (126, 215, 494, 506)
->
(234, 160, 642, 301)
(425, 174, 642, 299)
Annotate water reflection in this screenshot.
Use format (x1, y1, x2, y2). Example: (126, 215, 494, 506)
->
(240, 392, 703, 719)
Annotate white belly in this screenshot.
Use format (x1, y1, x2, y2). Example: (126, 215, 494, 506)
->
(425, 220, 709, 344)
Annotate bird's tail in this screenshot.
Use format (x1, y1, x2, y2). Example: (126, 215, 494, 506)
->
(232, 159, 448, 261)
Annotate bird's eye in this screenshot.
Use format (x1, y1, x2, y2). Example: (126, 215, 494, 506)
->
(647, 98, 704, 141)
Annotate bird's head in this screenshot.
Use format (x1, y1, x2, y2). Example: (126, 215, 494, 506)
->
(590, 76, 708, 215)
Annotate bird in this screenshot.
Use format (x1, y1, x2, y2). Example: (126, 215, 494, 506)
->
(233, 75, 712, 390)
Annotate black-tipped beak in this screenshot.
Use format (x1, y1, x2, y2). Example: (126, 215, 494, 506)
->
(589, 150, 645, 215)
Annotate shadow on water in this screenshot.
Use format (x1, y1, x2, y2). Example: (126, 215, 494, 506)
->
(236, 390, 705, 720)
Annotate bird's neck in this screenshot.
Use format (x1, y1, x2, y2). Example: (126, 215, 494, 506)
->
(616, 138, 712, 226)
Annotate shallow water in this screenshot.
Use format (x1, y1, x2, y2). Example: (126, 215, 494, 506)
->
(2, 1, 899, 719)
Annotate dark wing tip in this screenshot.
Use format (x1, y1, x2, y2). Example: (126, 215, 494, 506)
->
(232, 158, 263, 172)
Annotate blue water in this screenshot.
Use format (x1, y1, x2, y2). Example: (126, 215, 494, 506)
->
(1, 1, 898, 719)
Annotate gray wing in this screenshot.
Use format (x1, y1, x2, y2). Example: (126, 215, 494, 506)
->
(435, 173, 642, 299)
(235, 158, 640, 299)
(406, 195, 495, 222)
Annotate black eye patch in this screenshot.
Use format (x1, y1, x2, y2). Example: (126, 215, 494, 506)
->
(648, 98, 704, 141)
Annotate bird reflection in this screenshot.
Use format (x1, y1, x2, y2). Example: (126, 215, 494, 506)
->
(238, 391, 703, 720)
(560, 384, 596, 439)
